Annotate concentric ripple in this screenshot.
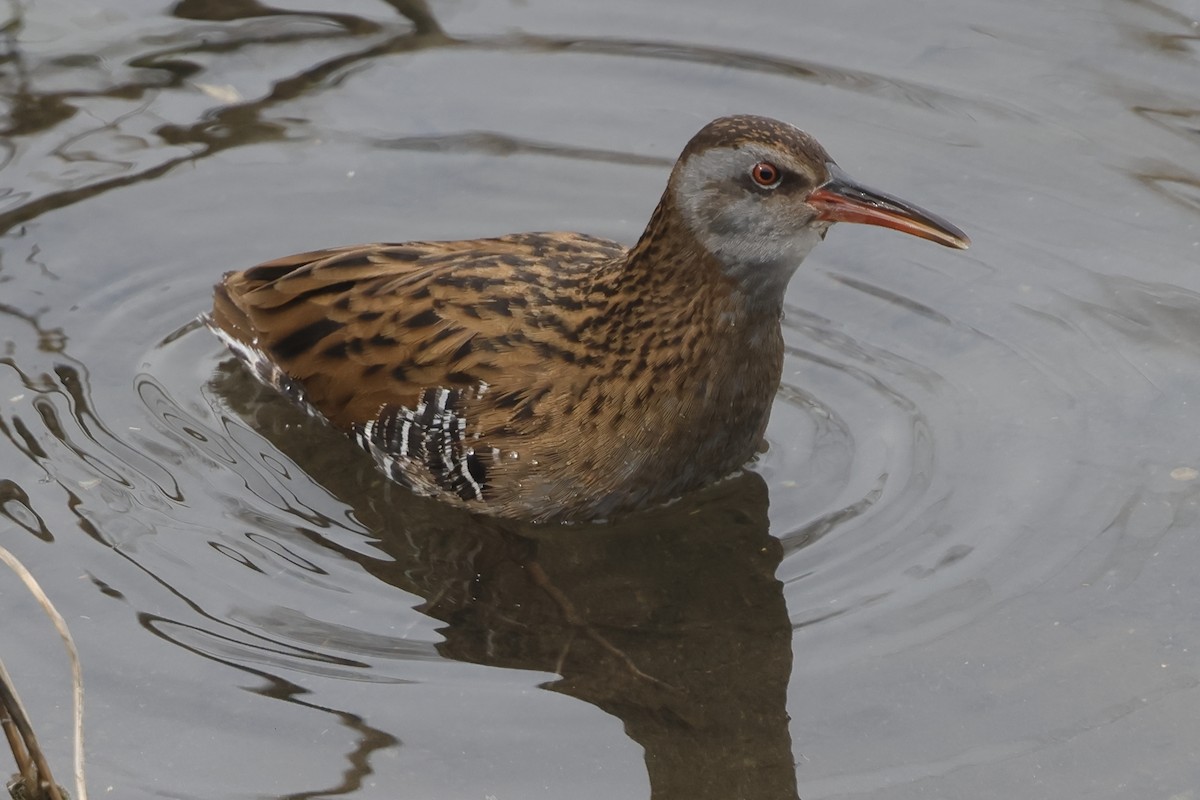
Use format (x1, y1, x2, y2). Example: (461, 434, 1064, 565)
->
(5, 0, 1200, 796)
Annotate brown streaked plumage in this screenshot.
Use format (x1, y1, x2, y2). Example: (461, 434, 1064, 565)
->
(208, 115, 969, 523)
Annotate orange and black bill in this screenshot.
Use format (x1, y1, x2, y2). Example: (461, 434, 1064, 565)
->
(809, 163, 970, 250)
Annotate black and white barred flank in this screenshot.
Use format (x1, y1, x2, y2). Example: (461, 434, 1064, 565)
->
(356, 387, 497, 502)
(206, 314, 497, 503)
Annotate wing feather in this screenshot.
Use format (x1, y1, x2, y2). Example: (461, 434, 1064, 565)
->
(210, 233, 626, 431)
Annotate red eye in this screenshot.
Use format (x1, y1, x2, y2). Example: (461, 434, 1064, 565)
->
(750, 161, 782, 188)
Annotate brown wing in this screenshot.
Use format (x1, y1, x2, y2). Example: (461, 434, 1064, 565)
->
(209, 231, 626, 434)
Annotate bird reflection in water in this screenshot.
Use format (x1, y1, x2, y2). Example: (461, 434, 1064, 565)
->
(213, 362, 801, 800)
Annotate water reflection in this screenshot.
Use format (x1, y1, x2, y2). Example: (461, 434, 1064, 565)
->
(203, 360, 801, 800)
(8, 0, 1200, 795)
(0, 0, 971, 789)
(141, 602, 400, 800)
(0, 0, 1011, 238)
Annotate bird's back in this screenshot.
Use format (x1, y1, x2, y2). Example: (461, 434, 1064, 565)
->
(209, 231, 683, 521)
(211, 232, 627, 421)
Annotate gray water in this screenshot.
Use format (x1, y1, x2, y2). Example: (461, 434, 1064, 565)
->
(3, 1, 1199, 798)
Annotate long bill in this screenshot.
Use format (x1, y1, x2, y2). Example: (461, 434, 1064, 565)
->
(809, 163, 971, 250)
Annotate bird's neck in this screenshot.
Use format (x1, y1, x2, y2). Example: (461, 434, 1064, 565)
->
(614, 188, 793, 325)
(588, 187, 789, 404)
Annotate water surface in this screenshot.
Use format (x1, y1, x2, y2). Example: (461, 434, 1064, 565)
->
(3, 1, 1200, 798)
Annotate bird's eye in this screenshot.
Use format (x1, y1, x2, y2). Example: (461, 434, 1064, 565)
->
(750, 161, 783, 188)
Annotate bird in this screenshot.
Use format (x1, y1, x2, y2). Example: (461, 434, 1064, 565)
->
(207, 114, 969, 523)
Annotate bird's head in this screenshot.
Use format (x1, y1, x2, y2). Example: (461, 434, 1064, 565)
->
(668, 115, 969, 289)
